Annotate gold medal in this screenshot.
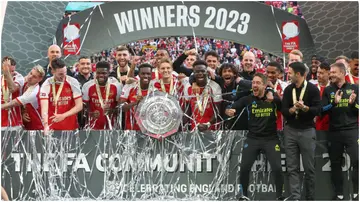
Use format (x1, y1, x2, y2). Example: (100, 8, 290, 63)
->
(196, 87, 209, 116)
(1, 76, 10, 110)
(52, 77, 65, 114)
(292, 80, 307, 119)
(160, 77, 174, 95)
(95, 79, 110, 109)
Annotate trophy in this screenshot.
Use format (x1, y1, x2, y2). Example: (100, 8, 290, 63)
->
(134, 91, 182, 139)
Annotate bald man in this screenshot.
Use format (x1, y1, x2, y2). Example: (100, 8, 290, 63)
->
(239, 51, 256, 80)
(40, 44, 73, 85)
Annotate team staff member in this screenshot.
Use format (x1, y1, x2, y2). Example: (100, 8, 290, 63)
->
(315, 62, 331, 131)
(285, 49, 303, 81)
(321, 63, 359, 200)
(40, 58, 83, 133)
(41, 45, 73, 85)
(225, 73, 284, 201)
(281, 62, 320, 201)
(1, 65, 45, 130)
(239, 52, 256, 80)
(82, 61, 122, 130)
(74, 56, 93, 88)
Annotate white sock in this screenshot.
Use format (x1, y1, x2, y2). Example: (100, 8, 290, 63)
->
(337, 195, 344, 199)
(353, 193, 358, 198)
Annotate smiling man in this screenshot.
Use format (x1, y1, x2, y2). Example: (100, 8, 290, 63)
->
(110, 46, 138, 84)
(183, 60, 222, 132)
(120, 63, 153, 130)
(266, 61, 288, 131)
(75, 56, 93, 88)
(346, 51, 359, 85)
(41, 44, 73, 85)
(225, 73, 284, 201)
(1, 57, 24, 130)
(281, 62, 320, 201)
(151, 58, 186, 98)
(239, 51, 256, 80)
(321, 62, 359, 200)
(2, 63, 43, 130)
(40, 58, 83, 133)
(82, 61, 122, 130)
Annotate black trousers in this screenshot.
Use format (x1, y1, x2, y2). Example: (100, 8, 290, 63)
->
(239, 136, 283, 198)
(284, 125, 316, 200)
(329, 128, 359, 196)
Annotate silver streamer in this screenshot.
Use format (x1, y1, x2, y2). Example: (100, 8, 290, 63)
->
(2, 129, 291, 200)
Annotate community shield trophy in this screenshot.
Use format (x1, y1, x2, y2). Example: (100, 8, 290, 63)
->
(134, 91, 182, 139)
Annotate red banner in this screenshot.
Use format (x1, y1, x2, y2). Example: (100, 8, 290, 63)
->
(63, 23, 80, 55)
(282, 21, 299, 53)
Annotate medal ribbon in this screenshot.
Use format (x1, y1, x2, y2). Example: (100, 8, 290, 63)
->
(196, 87, 209, 116)
(155, 68, 159, 80)
(349, 73, 355, 84)
(292, 80, 307, 104)
(137, 81, 150, 96)
(160, 77, 174, 95)
(274, 80, 279, 91)
(1, 76, 10, 103)
(52, 77, 65, 114)
(292, 80, 307, 118)
(95, 79, 110, 109)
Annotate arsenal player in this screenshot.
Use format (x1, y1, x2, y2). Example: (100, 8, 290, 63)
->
(183, 60, 222, 131)
(109, 46, 138, 85)
(82, 61, 122, 130)
(315, 62, 330, 131)
(40, 58, 83, 132)
(120, 63, 153, 130)
(1, 57, 24, 130)
(1, 65, 45, 130)
(151, 58, 185, 96)
(266, 61, 288, 131)
(346, 51, 359, 85)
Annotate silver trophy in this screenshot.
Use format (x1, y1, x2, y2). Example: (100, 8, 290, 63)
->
(134, 91, 182, 139)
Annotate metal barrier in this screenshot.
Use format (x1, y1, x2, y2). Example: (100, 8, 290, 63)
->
(1, 130, 354, 200)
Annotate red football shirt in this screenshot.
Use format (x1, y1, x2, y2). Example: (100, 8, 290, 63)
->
(15, 83, 43, 130)
(273, 79, 288, 131)
(1, 72, 24, 128)
(184, 80, 223, 130)
(316, 83, 330, 131)
(345, 74, 359, 85)
(82, 78, 122, 130)
(40, 76, 82, 130)
(120, 83, 150, 130)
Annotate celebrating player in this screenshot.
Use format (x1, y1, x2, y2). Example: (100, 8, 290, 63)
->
(40, 58, 83, 133)
(82, 61, 122, 129)
(120, 63, 153, 130)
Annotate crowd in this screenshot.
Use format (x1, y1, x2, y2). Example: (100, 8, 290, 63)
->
(1, 41, 359, 200)
(88, 37, 284, 77)
(263, 1, 304, 18)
